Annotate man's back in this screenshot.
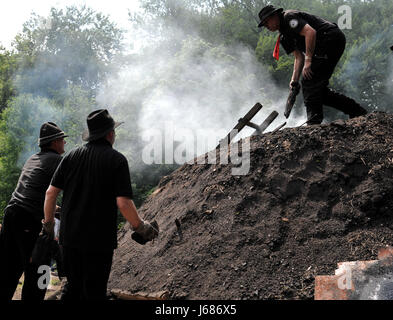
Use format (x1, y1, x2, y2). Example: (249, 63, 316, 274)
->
(51, 139, 133, 251)
(8, 149, 62, 222)
(279, 10, 338, 55)
(281, 10, 337, 35)
(42, 110, 158, 300)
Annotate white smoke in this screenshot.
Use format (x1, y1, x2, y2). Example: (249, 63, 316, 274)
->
(7, 88, 93, 166)
(337, 29, 393, 112)
(97, 22, 307, 165)
(8, 4, 310, 170)
(388, 53, 393, 95)
(6, 95, 60, 166)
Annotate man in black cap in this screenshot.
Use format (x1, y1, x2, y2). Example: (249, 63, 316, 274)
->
(258, 5, 368, 124)
(0, 122, 67, 300)
(43, 109, 158, 300)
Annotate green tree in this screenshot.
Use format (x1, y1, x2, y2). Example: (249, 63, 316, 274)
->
(337, 27, 393, 111)
(13, 5, 124, 98)
(0, 108, 21, 219)
(0, 48, 17, 112)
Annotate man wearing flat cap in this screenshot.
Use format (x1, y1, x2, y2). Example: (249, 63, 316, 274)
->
(258, 5, 367, 124)
(0, 122, 67, 300)
(44, 109, 158, 300)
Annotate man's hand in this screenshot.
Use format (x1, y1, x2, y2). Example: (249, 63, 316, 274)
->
(41, 219, 55, 238)
(289, 80, 298, 89)
(132, 220, 159, 244)
(302, 59, 313, 80)
(117, 196, 159, 244)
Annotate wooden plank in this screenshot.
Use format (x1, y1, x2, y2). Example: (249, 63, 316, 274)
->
(252, 110, 279, 136)
(110, 289, 169, 300)
(272, 122, 286, 133)
(217, 102, 263, 148)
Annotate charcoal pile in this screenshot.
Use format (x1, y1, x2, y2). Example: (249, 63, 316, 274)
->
(108, 112, 393, 300)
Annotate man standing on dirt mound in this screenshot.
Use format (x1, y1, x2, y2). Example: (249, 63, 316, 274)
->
(258, 5, 368, 124)
(43, 109, 158, 300)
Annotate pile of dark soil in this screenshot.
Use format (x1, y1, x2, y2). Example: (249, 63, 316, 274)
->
(108, 112, 393, 300)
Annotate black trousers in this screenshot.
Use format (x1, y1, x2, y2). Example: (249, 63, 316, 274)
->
(60, 246, 113, 300)
(0, 206, 47, 300)
(301, 28, 367, 124)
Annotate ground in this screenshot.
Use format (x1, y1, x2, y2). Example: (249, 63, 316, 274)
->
(108, 112, 393, 300)
(12, 273, 62, 300)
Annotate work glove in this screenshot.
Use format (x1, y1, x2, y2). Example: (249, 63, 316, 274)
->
(132, 220, 159, 245)
(41, 219, 55, 239)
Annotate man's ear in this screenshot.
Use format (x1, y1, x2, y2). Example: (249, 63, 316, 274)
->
(49, 139, 57, 149)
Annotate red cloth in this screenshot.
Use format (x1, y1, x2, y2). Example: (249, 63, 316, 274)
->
(273, 35, 280, 60)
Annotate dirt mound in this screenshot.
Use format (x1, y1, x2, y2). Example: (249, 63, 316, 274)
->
(108, 112, 393, 300)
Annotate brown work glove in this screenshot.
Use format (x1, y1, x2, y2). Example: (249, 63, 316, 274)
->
(132, 220, 159, 244)
(41, 219, 55, 239)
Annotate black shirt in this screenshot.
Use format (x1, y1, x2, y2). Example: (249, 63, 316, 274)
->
(279, 10, 338, 55)
(51, 139, 133, 251)
(7, 149, 62, 223)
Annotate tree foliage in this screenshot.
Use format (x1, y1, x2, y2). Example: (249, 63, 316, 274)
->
(0, 107, 21, 214)
(13, 6, 124, 98)
(0, 48, 17, 112)
(1, 0, 393, 221)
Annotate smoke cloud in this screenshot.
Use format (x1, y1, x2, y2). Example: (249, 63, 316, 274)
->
(7, 87, 93, 166)
(97, 22, 307, 167)
(337, 29, 393, 112)
(7, 95, 60, 166)
(9, 4, 311, 170)
(387, 53, 393, 96)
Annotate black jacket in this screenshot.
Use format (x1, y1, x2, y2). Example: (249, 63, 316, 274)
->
(6, 149, 62, 223)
